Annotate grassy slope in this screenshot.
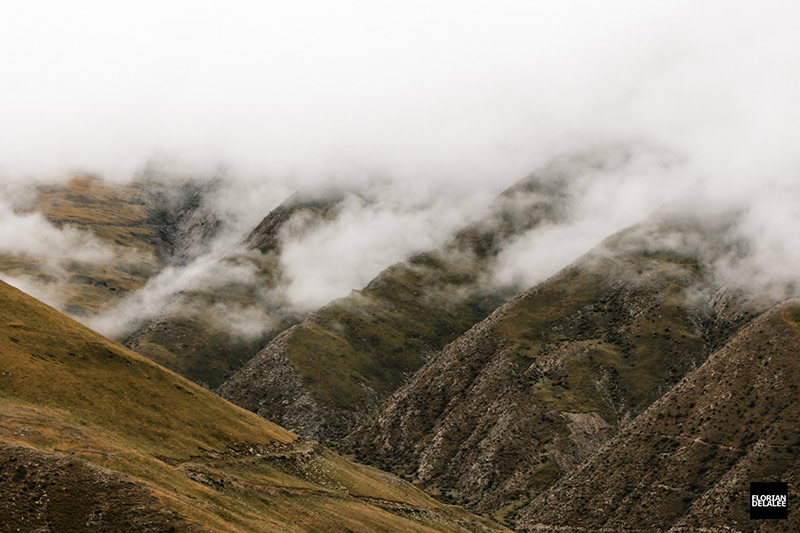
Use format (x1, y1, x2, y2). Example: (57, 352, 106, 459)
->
(0, 175, 215, 317)
(1, 442, 196, 532)
(520, 300, 800, 531)
(0, 280, 507, 532)
(33, 175, 162, 257)
(282, 250, 515, 416)
(287, 174, 569, 413)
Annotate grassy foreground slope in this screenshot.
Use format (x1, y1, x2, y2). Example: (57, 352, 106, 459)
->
(0, 280, 507, 532)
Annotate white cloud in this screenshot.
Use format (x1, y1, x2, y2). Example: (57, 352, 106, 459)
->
(0, 202, 115, 266)
(1, 1, 794, 187)
(492, 146, 691, 287)
(278, 188, 493, 311)
(2, 0, 800, 328)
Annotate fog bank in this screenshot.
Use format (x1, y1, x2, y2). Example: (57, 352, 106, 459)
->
(2, 1, 800, 333)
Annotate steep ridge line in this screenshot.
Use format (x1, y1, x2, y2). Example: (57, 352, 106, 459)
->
(344, 210, 771, 525)
(218, 166, 577, 440)
(519, 300, 800, 531)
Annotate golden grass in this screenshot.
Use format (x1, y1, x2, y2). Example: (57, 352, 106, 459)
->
(0, 175, 167, 315)
(0, 280, 506, 531)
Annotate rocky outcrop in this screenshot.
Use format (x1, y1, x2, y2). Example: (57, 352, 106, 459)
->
(216, 327, 340, 439)
(344, 213, 767, 523)
(519, 301, 800, 531)
(144, 179, 223, 265)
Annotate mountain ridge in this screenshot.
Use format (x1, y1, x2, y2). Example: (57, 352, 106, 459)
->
(518, 299, 800, 531)
(344, 209, 770, 524)
(218, 167, 577, 440)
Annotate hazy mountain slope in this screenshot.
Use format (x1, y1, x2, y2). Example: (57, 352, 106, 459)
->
(33, 174, 221, 265)
(124, 193, 344, 388)
(218, 170, 573, 440)
(345, 212, 768, 524)
(0, 280, 507, 532)
(519, 300, 800, 532)
(0, 175, 220, 317)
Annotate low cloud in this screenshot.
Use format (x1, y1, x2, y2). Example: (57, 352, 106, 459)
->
(712, 186, 800, 301)
(0, 202, 116, 267)
(491, 146, 691, 288)
(277, 187, 495, 312)
(83, 252, 223, 337)
(208, 302, 280, 341)
(1, 1, 800, 334)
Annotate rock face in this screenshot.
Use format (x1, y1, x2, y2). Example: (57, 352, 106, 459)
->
(145, 178, 223, 265)
(217, 327, 334, 438)
(344, 212, 768, 522)
(217, 168, 577, 440)
(519, 301, 800, 532)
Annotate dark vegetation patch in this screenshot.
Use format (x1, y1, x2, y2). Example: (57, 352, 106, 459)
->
(0, 444, 195, 533)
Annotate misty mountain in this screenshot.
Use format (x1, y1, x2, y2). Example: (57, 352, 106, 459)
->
(0, 174, 220, 317)
(3, 2, 799, 531)
(343, 207, 774, 525)
(124, 191, 347, 388)
(2, 155, 796, 532)
(216, 164, 577, 440)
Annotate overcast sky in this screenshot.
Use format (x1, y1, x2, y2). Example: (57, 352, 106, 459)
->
(2, 1, 800, 331)
(1, 1, 797, 191)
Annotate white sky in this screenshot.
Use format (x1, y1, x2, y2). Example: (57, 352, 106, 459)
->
(2, 1, 800, 330)
(1, 0, 797, 190)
